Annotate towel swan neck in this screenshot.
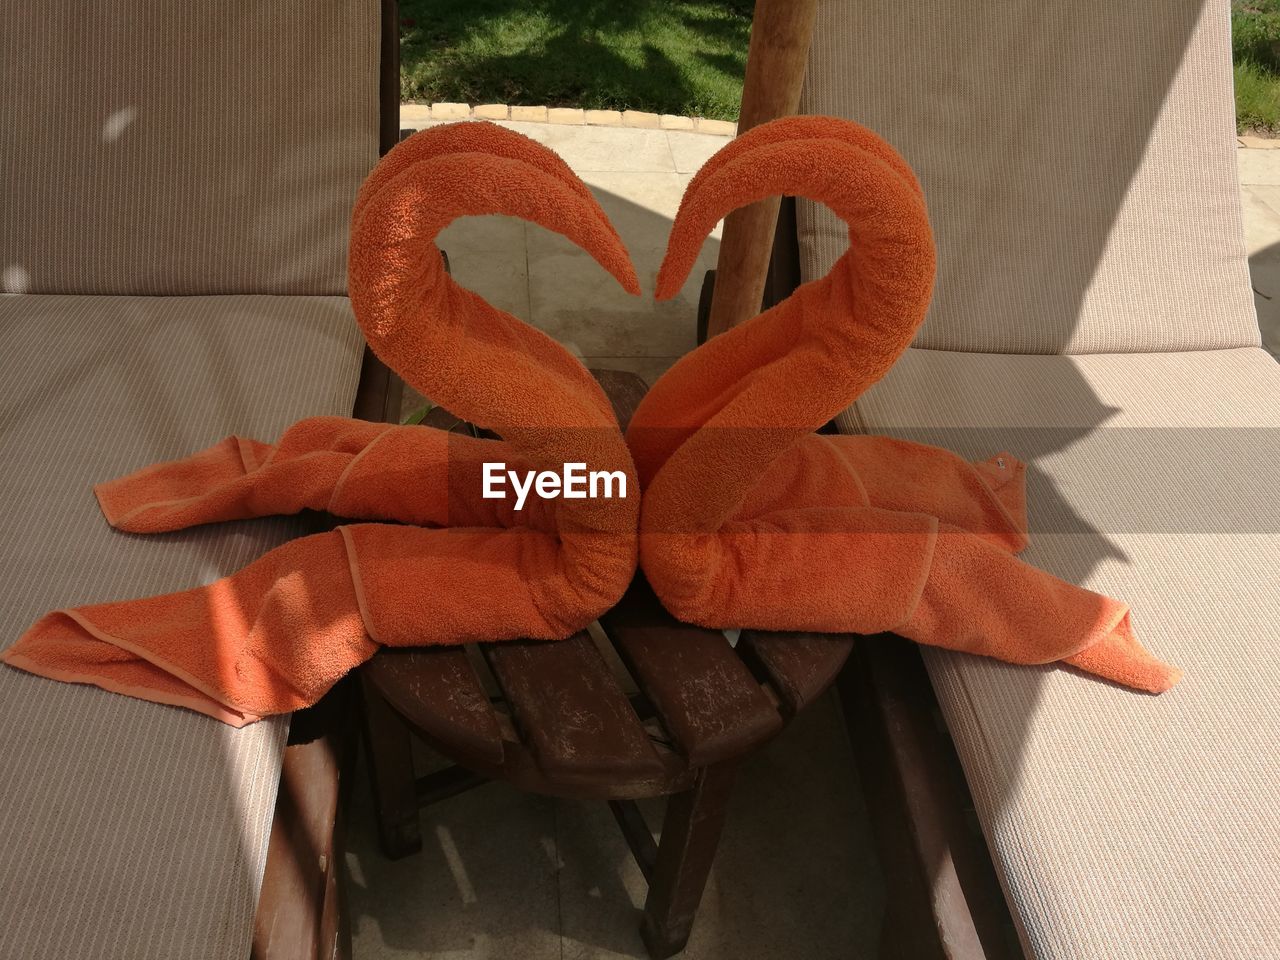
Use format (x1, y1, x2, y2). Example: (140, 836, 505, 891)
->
(628, 116, 936, 524)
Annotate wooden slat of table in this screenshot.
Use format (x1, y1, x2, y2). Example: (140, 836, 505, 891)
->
(737, 630, 855, 718)
(601, 579, 783, 766)
(365, 647, 506, 768)
(484, 632, 665, 784)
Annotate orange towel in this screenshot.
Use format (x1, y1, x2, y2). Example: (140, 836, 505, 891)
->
(2, 123, 642, 725)
(626, 116, 1179, 694)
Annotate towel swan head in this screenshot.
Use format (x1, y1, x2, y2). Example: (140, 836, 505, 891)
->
(347, 121, 641, 433)
(656, 115, 936, 372)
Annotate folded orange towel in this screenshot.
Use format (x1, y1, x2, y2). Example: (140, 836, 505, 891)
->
(2, 123, 642, 725)
(626, 116, 1179, 694)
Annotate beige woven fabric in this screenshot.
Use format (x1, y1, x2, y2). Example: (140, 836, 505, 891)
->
(839, 346, 1280, 960)
(799, 0, 1259, 354)
(806, 0, 1277, 953)
(0, 0, 379, 296)
(0, 294, 364, 959)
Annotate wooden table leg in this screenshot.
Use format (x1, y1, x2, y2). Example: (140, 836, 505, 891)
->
(359, 671, 423, 859)
(640, 760, 740, 958)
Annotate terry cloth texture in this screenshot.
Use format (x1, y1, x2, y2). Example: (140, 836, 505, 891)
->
(625, 116, 1178, 694)
(798, 0, 1258, 355)
(845, 346, 1280, 960)
(0, 294, 364, 959)
(5, 123, 643, 724)
(0, 0, 379, 296)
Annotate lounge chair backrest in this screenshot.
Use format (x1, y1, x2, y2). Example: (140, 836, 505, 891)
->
(797, 0, 1260, 354)
(0, 2, 380, 296)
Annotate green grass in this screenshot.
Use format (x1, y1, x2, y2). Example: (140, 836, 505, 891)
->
(407, 1, 1280, 130)
(1236, 59, 1280, 130)
(398, 0, 751, 121)
(1234, 0, 1280, 132)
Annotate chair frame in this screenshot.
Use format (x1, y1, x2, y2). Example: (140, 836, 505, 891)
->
(248, 3, 401, 958)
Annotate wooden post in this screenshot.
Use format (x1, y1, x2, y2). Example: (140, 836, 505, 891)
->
(379, 0, 400, 155)
(705, 0, 818, 339)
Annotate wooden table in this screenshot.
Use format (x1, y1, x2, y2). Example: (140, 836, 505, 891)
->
(359, 369, 854, 958)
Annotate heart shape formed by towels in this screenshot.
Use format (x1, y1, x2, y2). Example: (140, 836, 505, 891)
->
(626, 115, 1179, 694)
(3, 117, 1179, 726)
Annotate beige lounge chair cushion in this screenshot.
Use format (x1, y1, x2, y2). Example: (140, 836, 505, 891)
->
(839, 345, 1280, 959)
(798, 0, 1259, 355)
(0, 1, 379, 296)
(0, 293, 364, 959)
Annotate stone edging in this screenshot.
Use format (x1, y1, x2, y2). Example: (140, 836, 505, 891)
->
(401, 102, 737, 136)
(406, 108, 1269, 145)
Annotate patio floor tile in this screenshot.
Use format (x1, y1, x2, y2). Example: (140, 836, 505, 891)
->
(1238, 146, 1280, 186)
(524, 171, 710, 358)
(506, 121, 678, 173)
(526, 236, 696, 358)
(437, 215, 530, 322)
(345, 768, 563, 960)
(666, 129, 730, 174)
(583, 171, 713, 253)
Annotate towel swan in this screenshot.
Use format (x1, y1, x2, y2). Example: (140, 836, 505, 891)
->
(626, 116, 1179, 693)
(4, 123, 643, 724)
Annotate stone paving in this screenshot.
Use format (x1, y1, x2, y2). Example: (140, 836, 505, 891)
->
(402, 102, 738, 136)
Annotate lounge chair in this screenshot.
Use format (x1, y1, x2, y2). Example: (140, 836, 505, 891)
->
(0, 3, 397, 957)
(716, 0, 1280, 955)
